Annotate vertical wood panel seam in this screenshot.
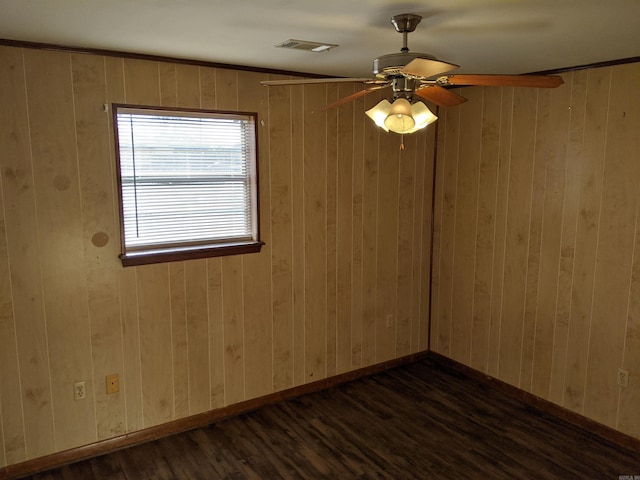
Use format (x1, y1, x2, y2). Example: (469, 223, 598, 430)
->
(432, 117, 440, 353)
(403, 138, 411, 353)
(116, 277, 129, 431)
(353, 102, 364, 369)
(547, 73, 570, 399)
(206, 261, 212, 408)
(333, 91, 338, 373)
(181, 266, 187, 415)
(415, 130, 424, 350)
(262, 73, 273, 394)
(267, 77, 276, 391)
(530, 94, 552, 394)
(288, 84, 296, 384)
(133, 268, 144, 426)
(267, 82, 276, 393)
(295, 83, 303, 381)
(373, 132, 380, 362)
(334, 89, 340, 373)
(416, 132, 424, 350)
(581, 69, 612, 413)
(203, 262, 212, 407)
(423, 124, 436, 351)
(357, 100, 364, 368)
(237, 72, 247, 401)
(484, 89, 496, 373)
(544, 78, 573, 400)
(393, 146, 401, 358)
(301, 86, 306, 382)
(290, 81, 295, 381)
(349, 95, 354, 368)
(324, 86, 328, 374)
(447, 110, 461, 355)
(431, 112, 444, 353)
(69, 54, 99, 440)
(558, 72, 583, 407)
(518, 89, 540, 390)
(325, 86, 330, 377)
(413, 133, 422, 351)
(220, 261, 227, 405)
(23, 49, 58, 455)
(485, 88, 503, 373)
(533, 91, 546, 389)
(469, 89, 485, 365)
(495, 88, 513, 378)
(426, 128, 433, 349)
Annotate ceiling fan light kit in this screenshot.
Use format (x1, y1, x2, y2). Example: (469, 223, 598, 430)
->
(366, 98, 438, 134)
(261, 13, 564, 137)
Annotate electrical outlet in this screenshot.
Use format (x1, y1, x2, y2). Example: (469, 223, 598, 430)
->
(386, 314, 394, 328)
(617, 368, 629, 388)
(106, 374, 120, 394)
(74, 381, 86, 400)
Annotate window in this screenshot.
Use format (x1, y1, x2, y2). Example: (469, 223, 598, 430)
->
(113, 104, 263, 266)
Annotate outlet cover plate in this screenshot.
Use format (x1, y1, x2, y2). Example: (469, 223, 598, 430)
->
(106, 374, 120, 394)
(74, 381, 86, 400)
(617, 368, 629, 388)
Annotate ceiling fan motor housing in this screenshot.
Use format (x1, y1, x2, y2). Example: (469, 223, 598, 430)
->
(373, 52, 437, 76)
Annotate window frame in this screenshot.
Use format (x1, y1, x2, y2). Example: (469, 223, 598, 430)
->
(112, 103, 264, 267)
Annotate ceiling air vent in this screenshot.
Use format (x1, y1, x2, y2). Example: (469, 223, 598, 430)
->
(275, 39, 338, 52)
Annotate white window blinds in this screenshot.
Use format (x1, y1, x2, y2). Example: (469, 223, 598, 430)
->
(114, 106, 258, 254)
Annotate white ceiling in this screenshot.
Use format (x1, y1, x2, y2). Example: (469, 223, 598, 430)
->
(1, 0, 639, 78)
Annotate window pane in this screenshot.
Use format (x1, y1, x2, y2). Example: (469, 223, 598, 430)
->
(114, 106, 259, 258)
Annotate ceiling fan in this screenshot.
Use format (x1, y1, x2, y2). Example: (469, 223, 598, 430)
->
(261, 13, 564, 134)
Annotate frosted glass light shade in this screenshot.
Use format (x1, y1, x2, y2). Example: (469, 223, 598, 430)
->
(406, 101, 438, 133)
(365, 98, 438, 134)
(365, 99, 392, 132)
(384, 98, 415, 133)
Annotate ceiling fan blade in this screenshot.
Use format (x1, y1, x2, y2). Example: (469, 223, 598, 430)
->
(320, 85, 391, 111)
(400, 58, 459, 78)
(442, 74, 564, 88)
(261, 77, 372, 86)
(414, 85, 467, 107)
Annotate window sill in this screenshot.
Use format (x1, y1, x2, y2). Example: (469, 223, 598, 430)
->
(119, 241, 265, 267)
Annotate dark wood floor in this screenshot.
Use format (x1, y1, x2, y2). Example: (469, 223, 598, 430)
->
(22, 359, 639, 479)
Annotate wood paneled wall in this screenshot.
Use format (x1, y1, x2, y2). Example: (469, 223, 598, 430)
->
(0, 46, 434, 467)
(431, 62, 640, 439)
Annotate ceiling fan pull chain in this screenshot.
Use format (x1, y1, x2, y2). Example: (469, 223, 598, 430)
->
(400, 135, 405, 150)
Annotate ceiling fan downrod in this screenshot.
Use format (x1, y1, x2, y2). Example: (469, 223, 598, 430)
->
(390, 13, 422, 52)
